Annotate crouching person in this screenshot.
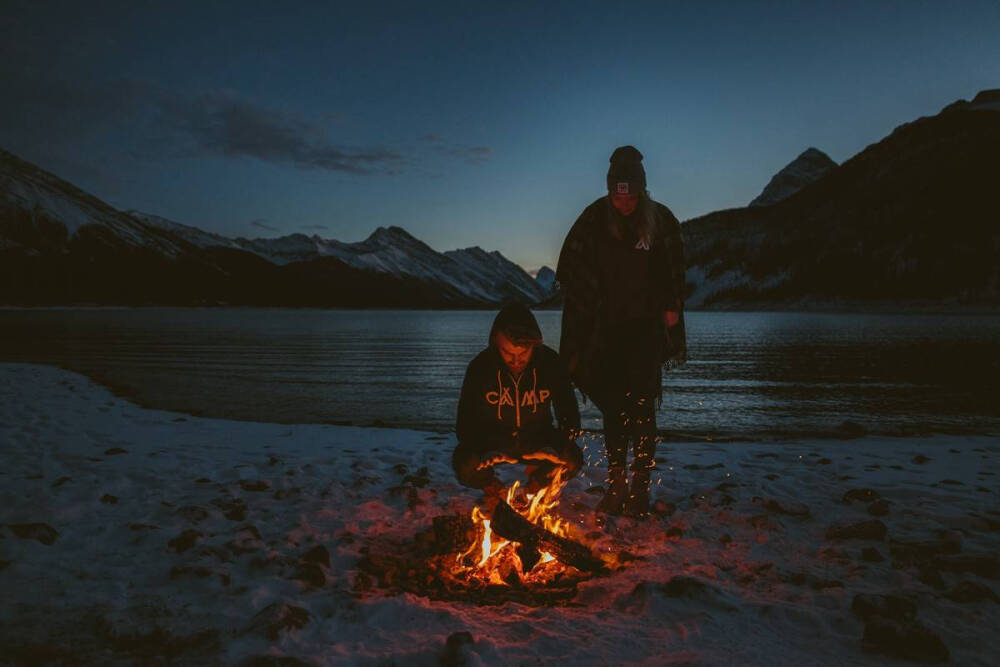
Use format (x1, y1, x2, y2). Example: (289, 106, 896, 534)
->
(453, 303, 583, 513)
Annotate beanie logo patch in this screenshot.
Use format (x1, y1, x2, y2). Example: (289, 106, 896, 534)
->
(615, 182, 630, 194)
(634, 238, 650, 251)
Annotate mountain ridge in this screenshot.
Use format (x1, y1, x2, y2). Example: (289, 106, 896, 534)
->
(0, 150, 546, 307)
(682, 90, 1000, 309)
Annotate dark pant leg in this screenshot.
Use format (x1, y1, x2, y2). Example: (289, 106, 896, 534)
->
(594, 393, 629, 470)
(557, 436, 584, 476)
(625, 392, 657, 474)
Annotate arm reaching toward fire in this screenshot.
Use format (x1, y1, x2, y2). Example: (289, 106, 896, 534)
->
(476, 451, 519, 470)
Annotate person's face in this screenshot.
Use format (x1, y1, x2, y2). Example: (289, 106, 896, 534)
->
(496, 331, 534, 375)
(611, 192, 638, 216)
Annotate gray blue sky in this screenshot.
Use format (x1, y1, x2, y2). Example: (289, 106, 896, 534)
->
(2, 0, 998, 270)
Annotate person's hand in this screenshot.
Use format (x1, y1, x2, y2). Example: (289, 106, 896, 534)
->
(664, 310, 680, 328)
(522, 447, 565, 465)
(476, 451, 518, 470)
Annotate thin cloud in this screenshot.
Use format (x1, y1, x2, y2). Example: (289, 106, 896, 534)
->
(0, 74, 493, 175)
(159, 90, 405, 174)
(251, 219, 279, 232)
(420, 135, 492, 165)
(440, 144, 493, 164)
(301, 224, 329, 231)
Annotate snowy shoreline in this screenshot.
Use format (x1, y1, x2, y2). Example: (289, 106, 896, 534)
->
(1, 362, 997, 665)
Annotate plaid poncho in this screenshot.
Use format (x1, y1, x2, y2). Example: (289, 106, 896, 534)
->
(556, 196, 687, 401)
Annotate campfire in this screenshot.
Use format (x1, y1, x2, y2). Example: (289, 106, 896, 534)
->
(452, 466, 602, 586)
(355, 465, 611, 606)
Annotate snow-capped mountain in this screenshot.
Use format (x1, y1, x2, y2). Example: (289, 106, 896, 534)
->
(133, 214, 549, 305)
(0, 149, 546, 307)
(0, 149, 192, 258)
(533, 266, 556, 297)
(749, 148, 837, 207)
(444, 246, 548, 304)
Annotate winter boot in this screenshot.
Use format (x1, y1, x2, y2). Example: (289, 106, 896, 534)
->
(595, 466, 628, 515)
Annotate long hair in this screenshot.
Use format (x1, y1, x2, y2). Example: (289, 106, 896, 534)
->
(606, 190, 657, 247)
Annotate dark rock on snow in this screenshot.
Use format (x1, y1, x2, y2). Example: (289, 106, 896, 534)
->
(861, 615, 949, 662)
(851, 594, 949, 662)
(851, 593, 916, 624)
(860, 547, 885, 563)
(761, 497, 810, 517)
(241, 655, 313, 667)
(917, 567, 947, 590)
(933, 553, 1000, 579)
(867, 499, 890, 516)
(843, 488, 880, 504)
(619, 577, 737, 613)
(825, 520, 887, 541)
(167, 529, 202, 553)
(7, 523, 59, 545)
(177, 505, 210, 523)
(943, 581, 999, 603)
(291, 562, 326, 588)
(300, 545, 330, 567)
(244, 603, 312, 641)
(169, 564, 230, 586)
(212, 497, 248, 521)
(440, 631, 476, 667)
(890, 537, 961, 567)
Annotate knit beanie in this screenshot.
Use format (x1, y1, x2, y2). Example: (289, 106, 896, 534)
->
(488, 302, 543, 347)
(606, 145, 646, 195)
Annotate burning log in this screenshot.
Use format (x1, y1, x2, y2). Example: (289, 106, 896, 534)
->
(491, 500, 606, 574)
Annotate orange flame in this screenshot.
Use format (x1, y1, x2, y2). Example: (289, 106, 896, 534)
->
(454, 465, 575, 585)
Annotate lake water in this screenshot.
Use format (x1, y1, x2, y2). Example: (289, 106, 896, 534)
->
(1, 308, 998, 440)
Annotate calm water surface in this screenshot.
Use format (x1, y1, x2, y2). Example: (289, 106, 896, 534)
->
(1, 308, 998, 439)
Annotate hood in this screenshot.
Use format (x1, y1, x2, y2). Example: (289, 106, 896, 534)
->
(488, 303, 543, 347)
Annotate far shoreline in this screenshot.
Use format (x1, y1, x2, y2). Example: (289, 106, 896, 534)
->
(2, 360, 996, 444)
(2, 302, 999, 314)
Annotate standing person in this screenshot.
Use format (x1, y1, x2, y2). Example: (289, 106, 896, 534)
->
(556, 145, 686, 518)
(453, 303, 583, 512)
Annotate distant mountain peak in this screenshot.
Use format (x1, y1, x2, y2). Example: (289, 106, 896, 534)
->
(941, 89, 1000, 114)
(368, 225, 416, 242)
(749, 147, 837, 207)
(534, 266, 556, 297)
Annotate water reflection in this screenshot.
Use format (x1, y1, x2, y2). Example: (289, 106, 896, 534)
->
(1, 308, 998, 439)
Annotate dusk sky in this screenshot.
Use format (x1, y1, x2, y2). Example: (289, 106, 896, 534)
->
(2, 1, 998, 270)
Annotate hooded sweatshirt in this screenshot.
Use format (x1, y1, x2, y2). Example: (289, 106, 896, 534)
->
(456, 304, 580, 449)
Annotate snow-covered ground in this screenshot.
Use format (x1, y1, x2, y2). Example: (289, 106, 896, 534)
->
(1, 363, 997, 666)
